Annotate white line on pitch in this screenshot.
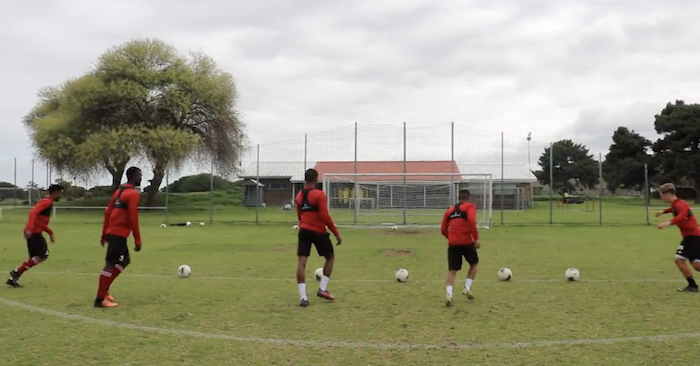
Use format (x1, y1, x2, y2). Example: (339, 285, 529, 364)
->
(27, 271, 683, 283)
(0, 296, 698, 350)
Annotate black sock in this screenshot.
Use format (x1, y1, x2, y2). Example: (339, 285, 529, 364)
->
(687, 276, 697, 288)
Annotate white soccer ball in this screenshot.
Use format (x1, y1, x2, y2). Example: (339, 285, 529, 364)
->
(391, 225, 398, 231)
(565, 268, 580, 281)
(199, 222, 205, 227)
(395, 268, 409, 282)
(160, 223, 166, 229)
(497, 268, 513, 281)
(314, 267, 324, 281)
(283, 203, 292, 210)
(293, 224, 299, 230)
(186, 221, 192, 227)
(177, 265, 191, 278)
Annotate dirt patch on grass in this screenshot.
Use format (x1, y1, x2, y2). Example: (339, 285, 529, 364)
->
(383, 249, 413, 257)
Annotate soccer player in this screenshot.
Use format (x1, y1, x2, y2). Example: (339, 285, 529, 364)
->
(6, 184, 64, 287)
(295, 168, 342, 307)
(94, 167, 143, 308)
(656, 183, 700, 292)
(441, 189, 480, 306)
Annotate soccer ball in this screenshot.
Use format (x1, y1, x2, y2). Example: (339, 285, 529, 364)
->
(314, 267, 324, 281)
(160, 223, 166, 229)
(199, 222, 205, 227)
(177, 265, 191, 278)
(293, 224, 299, 230)
(283, 203, 292, 210)
(391, 225, 398, 231)
(497, 268, 513, 281)
(565, 268, 580, 281)
(395, 268, 409, 282)
(186, 221, 192, 227)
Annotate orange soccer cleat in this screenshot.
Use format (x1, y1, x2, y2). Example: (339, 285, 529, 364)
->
(94, 297, 119, 308)
(105, 294, 116, 303)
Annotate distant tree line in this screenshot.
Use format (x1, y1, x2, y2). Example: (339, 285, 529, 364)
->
(534, 100, 700, 202)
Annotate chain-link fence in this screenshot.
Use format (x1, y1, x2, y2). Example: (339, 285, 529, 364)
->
(1, 123, 657, 227)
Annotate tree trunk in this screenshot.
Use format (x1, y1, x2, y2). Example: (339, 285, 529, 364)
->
(695, 179, 700, 204)
(105, 159, 128, 192)
(146, 164, 166, 207)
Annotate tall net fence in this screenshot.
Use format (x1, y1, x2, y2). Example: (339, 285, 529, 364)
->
(2, 123, 657, 227)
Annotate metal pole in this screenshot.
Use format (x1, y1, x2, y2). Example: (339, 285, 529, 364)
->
(451, 122, 455, 203)
(549, 143, 554, 224)
(500, 132, 505, 225)
(165, 169, 169, 225)
(353, 122, 358, 224)
(255, 144, 260, 224)
(30, 159, 34, 204)
(644, 163, 650, 225)
(402, 122, 407, 226)
(46, 163, 49, 188)
(209, 157, 214, 224)
(598, 153, 603, 225)
(13, 158, 17, 207)
(304, 133, 308, 171)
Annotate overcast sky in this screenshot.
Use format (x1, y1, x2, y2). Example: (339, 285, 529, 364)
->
(2, 0, 700, 186)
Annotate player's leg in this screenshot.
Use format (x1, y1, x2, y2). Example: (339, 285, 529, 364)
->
(95, 236, 129, 307)
(315, 233, 335, 301)
(296, 230, 313, 307)
(463, 245, 479, 300)
(445, 246, 462, 306)
(674, 238, 698, 292)
(7, 235, 49, 287)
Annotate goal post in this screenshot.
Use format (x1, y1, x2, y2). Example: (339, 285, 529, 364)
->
(323, 173, 493, 229)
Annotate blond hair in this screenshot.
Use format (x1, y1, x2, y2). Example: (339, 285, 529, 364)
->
(659, 183, 676, 195)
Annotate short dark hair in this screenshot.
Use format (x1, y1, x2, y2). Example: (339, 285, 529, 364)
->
(305, 169, 319, 183)
(48, 184, 63, 194)
(458, 189, 471, 200)
(126, 167, 141, 181)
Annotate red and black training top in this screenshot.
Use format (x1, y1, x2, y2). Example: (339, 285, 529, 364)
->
(25, 196, 55, 235)
(663, 199, 700, 238)
(102, 184, 142, 245)
(295, 187, 339, 236)
(441, 202, 479, 246)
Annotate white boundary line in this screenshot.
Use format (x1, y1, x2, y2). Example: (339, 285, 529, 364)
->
(25, 271, 686, 283)
(0, 295, 698, 350)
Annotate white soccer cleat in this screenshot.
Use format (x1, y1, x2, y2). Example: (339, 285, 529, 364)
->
(463, 287, 474, 300)
(445, 292, 453, 307)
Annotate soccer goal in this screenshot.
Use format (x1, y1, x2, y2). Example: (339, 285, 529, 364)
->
(323, 173, 493, 229)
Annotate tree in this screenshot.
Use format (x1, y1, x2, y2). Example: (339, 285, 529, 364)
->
(534, 139, 599, 192)
(652, 100, 700, 202)
(24, 38, 245, 205)
(602, 127, 653, 193)
(162, 174, 237, 193)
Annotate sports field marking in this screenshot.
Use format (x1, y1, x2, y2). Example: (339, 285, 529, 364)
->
(0, 295, 698, 350)
(29, 271, 683, 283)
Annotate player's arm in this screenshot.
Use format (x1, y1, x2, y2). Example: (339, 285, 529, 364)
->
(468, 205, 479, 241)
(669, 202, 689, 225)
(101, 191, 118, 239)
(440, 210, 450, 239)
(318, 192, 339, 237)
(127, 192, 142, 247)
(295, 195, 302, 223)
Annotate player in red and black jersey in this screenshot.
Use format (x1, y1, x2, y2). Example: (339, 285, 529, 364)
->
(440, 189, 480, 306)
(294, 169, 342, 307)
(656, 183, 700, 292)
(6, 184, 63, 287)
(94, 167, 143, 308)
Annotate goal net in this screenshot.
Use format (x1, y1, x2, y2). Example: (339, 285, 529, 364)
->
(323, 173, 493, 228)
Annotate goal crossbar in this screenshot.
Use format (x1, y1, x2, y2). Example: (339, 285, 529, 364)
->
(323, 173, 493, 229)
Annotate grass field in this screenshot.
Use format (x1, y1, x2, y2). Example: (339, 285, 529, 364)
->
(1, 202, 698, 365)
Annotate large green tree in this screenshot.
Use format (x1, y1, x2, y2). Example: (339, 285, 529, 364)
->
(652, 100, 700, 202)
(602, 127, 653, 193)
(534, 139, 599, 192)
(24, 38, 245, 205)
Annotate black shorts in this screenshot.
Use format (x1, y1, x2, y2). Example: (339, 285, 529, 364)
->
(448, 244, 479, 271)
(105, 235, 130, 267)
(26, 234, 48, 258)
(297, 229, 334, 257)
(676, 236, 700, 262)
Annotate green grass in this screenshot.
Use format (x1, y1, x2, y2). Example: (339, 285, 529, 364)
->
(0, 204, 697, 365)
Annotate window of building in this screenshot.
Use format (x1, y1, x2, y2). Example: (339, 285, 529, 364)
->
(268, 182, 286, 190)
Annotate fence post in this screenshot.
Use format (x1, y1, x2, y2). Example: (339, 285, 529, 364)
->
(304, 133, 308, 171)
(598, 153, 603, 225)
(255, 144, 260, 224)
(500, 132, 504, 226)
(402, 122, 407, 226)
(549, 143, 554, 224)
(451, 122, 455, 203)
(209, 157, 214, 224)
(30, 159, 35, 204)
(644, 163, 650, 225)
(13, 158, 17, 207)
(353, 122, 358, 224)
(165, 169, 169, 225)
